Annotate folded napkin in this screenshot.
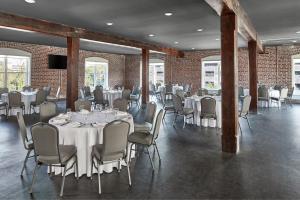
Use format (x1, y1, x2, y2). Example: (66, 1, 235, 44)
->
(56, 113, 70, 119)
(69, 121, 83, 128)
(79, 109, 90, 114)
(51, 118, 68, 125)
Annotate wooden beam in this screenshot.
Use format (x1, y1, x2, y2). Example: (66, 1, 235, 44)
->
(66, 37, 79, 111)
(248, 40, 258, 112)
(221, 5, 239, 153)
(0, 12, 184, 57)
(205, 0, 263, 52)
(141, 48, 150, 104)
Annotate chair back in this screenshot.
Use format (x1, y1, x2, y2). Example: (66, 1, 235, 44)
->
(258, 85, 268, 98)
(197, 88, 208, 96)
(172, 94, 183, 113)
(17, 112, 30, 149)
(274, 85, 282, 91)
(176, 89, 185, 100)
(280, 88, 289, 99)
(165, 84, 172, 93)
(122, 89, 131, 100)
(288, 87, 294, 97)
(132, 85, 140, 95)
(102, 120, 130, 160)
(93, 89, 104, 104)
(35, 90, 46, 105)
(83, 86, 92, 97)
(43, 86, 51, 97)
(151, 109, 164, 141)
(8, 91, 22, 107)
(240, 95, 252, 115)
(145, 102, 157, 124)
(238, 86, 244, 98)
(95, 85, 103, 91)
(23, 86, 33, 92)
(113, 98, 128, 112)
(75, 99, 91, 111)
(40, 102, 57, 122)
(31, 122, 61, 164)
(160, 90, 166, 105)
(0, 87, 8, 96)
(114, 84, 122, 90)
(200, 97, 216, 116)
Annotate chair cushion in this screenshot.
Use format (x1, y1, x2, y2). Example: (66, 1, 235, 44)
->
(92, 144, 124, 162)
(183, 108, 194, 115)
(134, 122, 152, 132)
(128, 132, 153, 146)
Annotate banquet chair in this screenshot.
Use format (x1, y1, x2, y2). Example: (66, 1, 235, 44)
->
(40, 102, 57, 122)
(258, 85, 269, 108)
(160, 90, 175, 121)
(134, 101, 157, 132)
(75, 99, 92, 111)
(172, 94, 194, 128)
(30, 89, 46, 113)
(17, 112, 36, 177)
(83, 86, 94, 101)
(93, 89, 109, 107)
(165, 83, 173, 99)
(176, 89, 185, 101)
(90, 120, 131, 194)
(130, 89, 141, 109)
(0, 100, 8, 117)
(238, 95, 252, 135)
(43, 86, 51, 98)
(273, 85, 283, 91)
(286, 87, 294, 106)
(0, 87, 8, 96)
(216, 89, 222, 96)
(197, 88, 208, 96)
(122, 89, 131, 100)
(128, 109, 164, 171)
(113, 98, 128, 112)
(238, 86, 245, 99)
(8, 91, 25, 115)
(271, 87, 289, 109)
(114, 84, 122, 90)
(29, 122, 78, 197)
(23, 86, 33, 92)
(95, 85, 103, 91)
(200, 97, 217, 127)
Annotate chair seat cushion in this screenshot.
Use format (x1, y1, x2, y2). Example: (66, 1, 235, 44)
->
(128, 132, 153, 146)
(92, 144, 124, 162)
(134, 122, 152, 132)
(183, 108, 194, 115)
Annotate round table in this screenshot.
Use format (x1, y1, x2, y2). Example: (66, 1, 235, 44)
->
(49, 109, 134, 177)
(1, 91, 37, 115)
(103, 90, 122, 106)
(184, 95, 222, 128)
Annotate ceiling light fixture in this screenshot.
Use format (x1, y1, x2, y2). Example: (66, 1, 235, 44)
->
(148, 34, 155, 37)
(25, 0, 36, 3)
(174, 41, 179, 44)
(164, 12, 173, 16)
(215, 38, 220, 41)
(106, 22, 114, 26)
(296, 31, 300, 34)
(292, 40, 297, 43)
(0, 26, 34, 33)
(192, 48, 195, 50)
(80, 39, 140, 50)
(197, 29, 203, 32)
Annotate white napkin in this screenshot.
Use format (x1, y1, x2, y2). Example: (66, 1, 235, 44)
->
(69, 121, 82, 128)
(51, 118, 68, 125)
(79, 109, 90, 114)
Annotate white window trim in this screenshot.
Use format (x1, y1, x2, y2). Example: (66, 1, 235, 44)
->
(84, 58, 109, 90)
(202, 60, 221, 90)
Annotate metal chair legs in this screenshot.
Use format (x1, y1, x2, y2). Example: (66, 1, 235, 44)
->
(97, 161, 101, 194)
(246, 116, 251, 129)
(154, 143, 161, 162)
(29, 163, 39, 194)
(126, 160, 132, 186)
(60, 166, 67, 197)
(21, 149, 32, 177)
(146, 147, 155, 171)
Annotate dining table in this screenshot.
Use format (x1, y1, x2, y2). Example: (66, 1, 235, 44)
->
(244, 88, 281, 107)
(184, 95, 222, 128)
(1, 91, 37, 115)
(103, 89, 123, 106)
(49, 109, 134, 177)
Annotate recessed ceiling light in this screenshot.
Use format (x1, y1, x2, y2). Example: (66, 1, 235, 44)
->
(174, 41, 179, 44)
(148, 34, 155, 37)
(197, 29, 203, 32)
(292, 40, 297, 43)
(164, 12, 173, 16)
(25, 0, 35, 3)
(215, 38, 220, 41)
(106, 22, 114, 26)
(296, 31, 300, 34)
(192, 48, 195, 50)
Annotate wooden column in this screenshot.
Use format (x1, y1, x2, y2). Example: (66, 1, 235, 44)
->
(66, 37, 79, 111)
(221, 5, 239, 153)
(141, 48, 149, 104)
(248, 40, 258, 112)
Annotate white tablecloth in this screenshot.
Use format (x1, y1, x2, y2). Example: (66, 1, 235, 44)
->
(244, 88, 281, 107)
(184, 95, 222, 128)
(1, 91, 37, 115)
(49, 110, 134, 177)
(103, 90, 122, 106)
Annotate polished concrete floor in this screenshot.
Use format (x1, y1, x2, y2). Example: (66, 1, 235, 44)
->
(0, 102, 300, 199)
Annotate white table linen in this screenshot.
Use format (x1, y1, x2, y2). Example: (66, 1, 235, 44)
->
(244, 88, 280, 107)
(1, 91, 37, 115)
(157, 85, 184, 94)
(49, 110, 134, 177)
(184, 95, 222, 128)
(103, 90, 122, 106)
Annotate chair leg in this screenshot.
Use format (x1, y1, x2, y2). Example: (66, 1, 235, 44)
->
(28, 163, 39, 194)
(183, 116, 186, 129)
(21, 149, 31, 177)
(128, 143, 133, 164)
(246, 116, 251, 129)
(162, 110, 166, 122)
(90, 155, 94, 180)
(146, 147, 155, 171)
(238, 121, 242, 136)
(97, 161, 102, 194)
(60, 166, 67, 197)
(118, 158, 121, 173)
(172, 114, 178, 126)
(126, 161, 132, 186)
(75, 155, 79, 180)
(154, 143, 161, 162)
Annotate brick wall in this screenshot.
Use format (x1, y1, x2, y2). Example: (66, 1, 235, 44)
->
(0, 41, 125, 96)
(125, 46, 300, 92)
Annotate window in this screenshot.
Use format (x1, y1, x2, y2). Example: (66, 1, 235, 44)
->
(149, 61, 164, 85)
(202, 60, 221, 90)
(0, 55, 30, 91)
(292, 58, 300, 96)
(84, 57, 108, 90)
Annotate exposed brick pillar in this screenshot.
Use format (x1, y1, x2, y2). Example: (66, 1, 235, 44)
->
(66, 37, 79, 111)
(221, 5, 239, 153)
(141, 48, 149, 104)
(248, 40, 258, 112)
